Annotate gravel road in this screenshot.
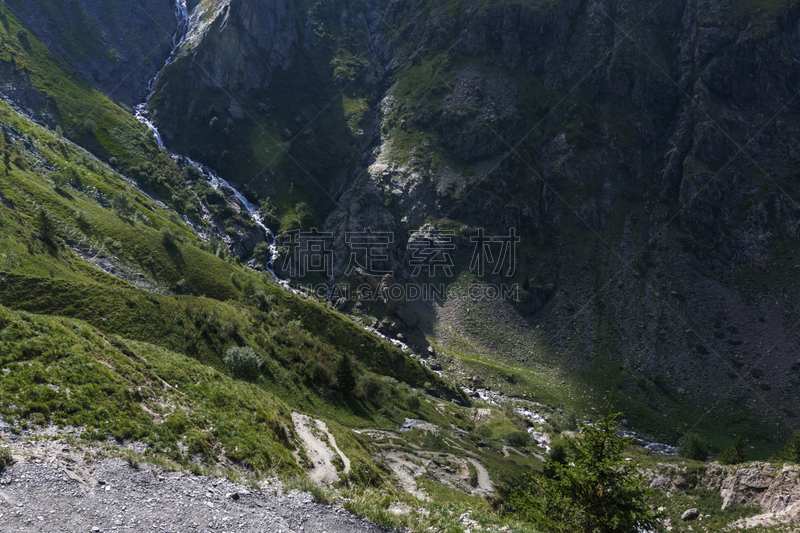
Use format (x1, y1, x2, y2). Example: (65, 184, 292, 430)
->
(0, 441, 391, 533)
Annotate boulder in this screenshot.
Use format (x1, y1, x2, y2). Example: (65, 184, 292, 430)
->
(681, 508, 699, 521)
(396, 306, 418, 328)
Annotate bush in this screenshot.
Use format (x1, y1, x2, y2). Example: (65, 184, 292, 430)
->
(356, 374, 385, 403)
(780, 430, 800, 463)
(223, 346, 261, 381)
(253, 242, 272, 266)
(406, 394, 421, 411)
(0, 446, 12, 471)
(677, 433, 708, 461)
(718, 435, 747, 465)
(111, 192, 134, 219)
(423, 430, 445, 450)
(506, 430, 532, 448)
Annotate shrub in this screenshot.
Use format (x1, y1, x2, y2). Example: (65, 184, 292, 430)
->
(406, 393, 421, 411)
(677, 433, 708, 461)
(11, 154, 28, 170)
(37, 208, 55, 241)
(223, 346, 261, 381)
(718, 435, 747, 465)
(160, 227, 178, 245)
(356, 374, 385, 403)
(423, 430, 445, 450)
(506, 430, 532, 448)
(0, 446, 12, 471)
(111, 192, 134, 218)
(253, 242, 272, 266)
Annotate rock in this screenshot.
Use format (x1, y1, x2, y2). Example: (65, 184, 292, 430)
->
(681, 508, 699, 521)
(427, 346, 436, 356)
(429, 361, 442, 371)
(395, 306, 418, 328)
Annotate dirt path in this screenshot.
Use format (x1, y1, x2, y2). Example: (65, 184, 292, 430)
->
(291, 413, 350, 485)
(383, 452, 429, 501)
(466, 458, 494, 495)
(0, 440, 389, 533)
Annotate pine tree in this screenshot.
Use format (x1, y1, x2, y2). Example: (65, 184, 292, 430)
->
(511, 405, 660, 532)
(336, 355, 356, 393)
(37, 208, 55, 242)
(718, 435, 747, 465)
(779, 430, 800, 463)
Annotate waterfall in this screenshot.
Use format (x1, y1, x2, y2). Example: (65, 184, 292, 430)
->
(172, 0, 189, 47)
(133, 0, 281, 279)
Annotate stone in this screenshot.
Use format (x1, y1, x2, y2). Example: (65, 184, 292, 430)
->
(681, 508, 699, 521)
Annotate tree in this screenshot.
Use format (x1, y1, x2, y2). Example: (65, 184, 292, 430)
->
(718, 435, 747, 465)
(677, 433, 708, 461)
(37, 208, 55, 242)
(335, 354, 356, 393)
(779, 430, 800, 463)
(511, 406, 661, 533)
(253, 241, 272, 266)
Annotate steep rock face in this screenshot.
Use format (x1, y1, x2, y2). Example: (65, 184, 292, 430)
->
(177, 0, 297, 92)
(5, 0, 175, 105)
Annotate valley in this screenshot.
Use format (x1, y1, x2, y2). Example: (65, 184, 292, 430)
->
(1, 0, 800, 531)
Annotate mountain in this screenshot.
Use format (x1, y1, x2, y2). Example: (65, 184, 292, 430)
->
(124, 0, 800, 451)
(2, 0, 800, 530)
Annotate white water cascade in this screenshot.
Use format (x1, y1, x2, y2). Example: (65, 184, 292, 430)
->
(133, 0, 282, 280)
(172, 0, 189, 47)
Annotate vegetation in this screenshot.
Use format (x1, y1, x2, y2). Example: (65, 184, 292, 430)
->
(718, 435, 747, 465)
(678, 433, 709, 462)
(0, 446, 12, 471)
(511, 407, 660, 533)
(779, 430, 800, 463)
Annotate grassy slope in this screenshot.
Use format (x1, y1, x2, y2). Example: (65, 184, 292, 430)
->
(0, 96, 465, 454)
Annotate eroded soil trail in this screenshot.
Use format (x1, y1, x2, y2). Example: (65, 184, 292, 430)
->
(291, 413, 350, 485)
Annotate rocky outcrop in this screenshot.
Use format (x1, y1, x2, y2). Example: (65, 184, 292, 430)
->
(649, 462, 800, 528)
(175, 0, 297, 93)
(701, 462, 800, 513)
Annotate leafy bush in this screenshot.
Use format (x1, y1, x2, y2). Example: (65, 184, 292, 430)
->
(511, 408, 660, 532)
(111, 192, 134, 219)
(423, 430, 445, 450)
(506, 430, 532, 448)
(356, 374, 385, 403)
(406, 393, 421, 411)
(718, 435, 747, 465)
(253, 242, 272, 266)
(223, 346, 261, 381)
(0, 446, 12, 471)
(677, 432, 708, 461)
